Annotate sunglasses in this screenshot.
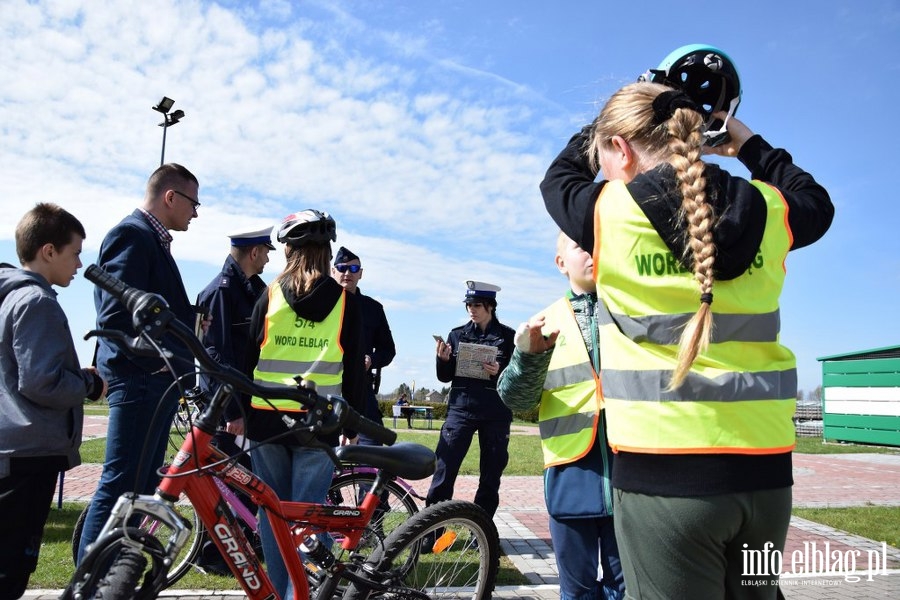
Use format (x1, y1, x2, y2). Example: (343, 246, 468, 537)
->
(335, 264, 361, 273)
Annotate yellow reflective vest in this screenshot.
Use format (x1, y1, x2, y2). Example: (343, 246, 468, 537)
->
(538, 297, 602, 468)
(251, 284, 346, 411)
(594, 179, 796, 455)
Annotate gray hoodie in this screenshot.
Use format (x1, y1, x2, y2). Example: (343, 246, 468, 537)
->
(0, 264, 93, 477)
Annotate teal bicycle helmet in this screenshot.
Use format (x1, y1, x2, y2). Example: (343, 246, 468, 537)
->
(639, 44, 741, 146)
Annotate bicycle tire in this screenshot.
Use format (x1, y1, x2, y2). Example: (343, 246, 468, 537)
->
(342, 499, 499, 600)
(94, 546, 148, 600)
(62, 527, 166, 600)
(71, 501, 204, 587)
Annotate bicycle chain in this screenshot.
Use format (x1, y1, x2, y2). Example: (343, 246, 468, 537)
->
(376, 586, 430, 600)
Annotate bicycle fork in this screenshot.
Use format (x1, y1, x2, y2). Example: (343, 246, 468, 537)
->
(98, 493, 193, 568)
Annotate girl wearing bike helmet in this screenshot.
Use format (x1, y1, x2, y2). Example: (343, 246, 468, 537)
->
(541, 54, 833, 597)
(243, 209, 365, 598)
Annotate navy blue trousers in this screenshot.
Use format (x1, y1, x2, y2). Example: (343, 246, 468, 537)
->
(426, 411, 510, 517)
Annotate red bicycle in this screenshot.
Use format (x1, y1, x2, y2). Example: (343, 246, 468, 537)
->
(62, 265, 499, 600)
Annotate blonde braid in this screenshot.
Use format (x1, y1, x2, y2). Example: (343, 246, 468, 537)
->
(587, 82, 717, 389)
(666, 108, 715, 390)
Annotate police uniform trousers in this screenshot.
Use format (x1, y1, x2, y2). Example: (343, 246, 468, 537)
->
(426, 410, 510, 518)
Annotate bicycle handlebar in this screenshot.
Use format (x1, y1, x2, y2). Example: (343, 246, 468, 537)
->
(84, 264, 397, 446)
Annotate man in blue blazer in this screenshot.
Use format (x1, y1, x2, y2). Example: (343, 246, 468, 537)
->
(77, 163, 201, 563)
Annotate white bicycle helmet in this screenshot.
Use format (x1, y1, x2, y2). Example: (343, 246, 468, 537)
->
(276, 209, 336, 246)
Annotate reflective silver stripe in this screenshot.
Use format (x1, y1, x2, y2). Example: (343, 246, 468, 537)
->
(602, 368, 797, 402)
(539, 411, 596, 440)
(255, 359, 343, 376)
(543, 361, 595, 391)
(597, 307, 781, 344)
(251, 380, 342, 398)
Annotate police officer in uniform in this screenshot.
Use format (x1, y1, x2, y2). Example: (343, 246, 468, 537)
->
(195, 225, 274, 573)
(428, 281, 515, 519)
(331, 246, 396, 445)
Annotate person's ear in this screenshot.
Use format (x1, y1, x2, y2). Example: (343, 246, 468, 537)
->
(609, 135, 635, 171)
(554, 253, 567, 276)
(39, 243, 56, 262)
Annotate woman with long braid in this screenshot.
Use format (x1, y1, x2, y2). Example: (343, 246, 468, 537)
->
(541, 72, 833, 598)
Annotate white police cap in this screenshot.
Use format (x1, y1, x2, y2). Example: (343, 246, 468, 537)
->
(228, 226, 275, 250)
(464, 280, 501, 303)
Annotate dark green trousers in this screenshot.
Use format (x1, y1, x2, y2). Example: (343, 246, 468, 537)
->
(614, 487, 791, 600)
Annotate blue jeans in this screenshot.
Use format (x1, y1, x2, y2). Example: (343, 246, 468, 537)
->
(251, 443, 333, 599)
(77, 372, 180, 564)
(551, 514, 624, 600)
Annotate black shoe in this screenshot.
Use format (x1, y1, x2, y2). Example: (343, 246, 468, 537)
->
(418, 527, 446, 554)
(198, 541, 233, 577)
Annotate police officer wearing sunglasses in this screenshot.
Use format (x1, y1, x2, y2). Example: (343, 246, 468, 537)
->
(331, 247, 396, 445)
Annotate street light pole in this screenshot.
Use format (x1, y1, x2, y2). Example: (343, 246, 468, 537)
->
(151, 97, 185, 166)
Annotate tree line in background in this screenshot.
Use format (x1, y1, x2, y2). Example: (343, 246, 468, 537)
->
(798, 386, 823, 404)
(375, 383, 540, 423)
(376, 383, 450, 405)
(372, 384, 826, 423)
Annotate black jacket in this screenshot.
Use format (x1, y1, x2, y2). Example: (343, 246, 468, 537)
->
(243, 276, 365, 447)
(437, 318, 515, 422)
(540, 129, 834, 497)
(541, 130, 833, 280)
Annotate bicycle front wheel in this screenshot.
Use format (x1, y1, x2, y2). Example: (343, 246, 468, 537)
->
(71, 500, 205, 587)
(62, 526, 166, 600)
(343, 499, 499, 600)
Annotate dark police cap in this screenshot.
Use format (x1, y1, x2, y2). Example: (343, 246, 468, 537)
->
(334, 246, 360, 265)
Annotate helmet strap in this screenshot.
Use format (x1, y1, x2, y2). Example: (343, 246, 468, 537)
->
(703, 95, 741, 147)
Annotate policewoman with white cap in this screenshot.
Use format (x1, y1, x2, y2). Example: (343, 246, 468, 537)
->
(428, 280, 515, 520)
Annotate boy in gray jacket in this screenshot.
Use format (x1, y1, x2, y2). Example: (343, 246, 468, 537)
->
(0, 203, 106, 599)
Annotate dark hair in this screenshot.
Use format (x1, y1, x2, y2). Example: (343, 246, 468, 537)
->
(15, 203, 86, 264)
(147, 163, 198, 197)
(276, 242, 331, 296)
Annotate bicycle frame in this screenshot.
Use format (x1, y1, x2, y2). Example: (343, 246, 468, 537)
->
(76, 265, 409, 600)
(335, 463, 426, 503)
(161, 423, 387, 598)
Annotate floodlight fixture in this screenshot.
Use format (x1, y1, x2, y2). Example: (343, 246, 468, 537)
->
(152, 96, 175, 114)
(153, 97, 186, 166)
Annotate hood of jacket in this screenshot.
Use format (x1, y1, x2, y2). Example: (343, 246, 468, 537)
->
(0, 263, 52, 303)
(278, 275, 345, 322)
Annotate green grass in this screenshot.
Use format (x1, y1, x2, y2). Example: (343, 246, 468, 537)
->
(78, 424, 548, 476)
(793, 506, 900, 549)
(794, 436, 900, 455)
(34, 501, 529, 590)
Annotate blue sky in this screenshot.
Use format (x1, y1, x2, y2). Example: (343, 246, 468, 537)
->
(1, 0, 898, 397)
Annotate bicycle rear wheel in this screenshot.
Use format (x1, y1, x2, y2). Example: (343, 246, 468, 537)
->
(71, 500, 204, 587)
(327, 472, 420, 554)
(343, 499, 499, 600)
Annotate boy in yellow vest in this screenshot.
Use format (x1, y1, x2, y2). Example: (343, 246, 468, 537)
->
(498, 231, 623, 600)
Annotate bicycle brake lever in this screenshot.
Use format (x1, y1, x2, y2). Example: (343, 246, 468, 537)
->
(84, 329, 173, 358)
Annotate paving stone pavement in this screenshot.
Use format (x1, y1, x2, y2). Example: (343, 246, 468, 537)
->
(28, 417, 900, 599)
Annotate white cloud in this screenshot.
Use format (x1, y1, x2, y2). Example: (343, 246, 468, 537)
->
(0, 0, 568, 394)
